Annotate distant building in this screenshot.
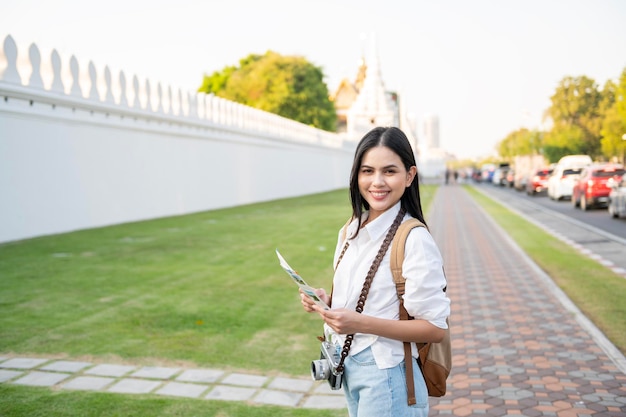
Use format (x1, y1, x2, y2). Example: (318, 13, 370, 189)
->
(330, 58, 366, 133)
(329, 35, 399, 141)
(417, 114, 455, 179)
(328, 37, 452, 179)
(422, 114, 439, 149)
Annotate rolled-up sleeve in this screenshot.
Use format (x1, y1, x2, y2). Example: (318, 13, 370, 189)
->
(402, 227, 450, 329)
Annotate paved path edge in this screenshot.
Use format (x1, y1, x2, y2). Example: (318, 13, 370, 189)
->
(470, 184, 626, 375)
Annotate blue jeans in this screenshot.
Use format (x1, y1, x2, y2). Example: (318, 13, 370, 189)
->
(342, 346, 429, 417)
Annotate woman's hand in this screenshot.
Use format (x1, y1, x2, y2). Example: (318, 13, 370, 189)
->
(314, 308, 363, 335)
(300, 288, 329, 313)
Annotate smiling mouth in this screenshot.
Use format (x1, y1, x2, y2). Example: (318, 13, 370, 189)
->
(370, 191, 390, 198)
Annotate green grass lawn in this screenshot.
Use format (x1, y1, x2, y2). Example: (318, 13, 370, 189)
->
(0, 186, 435, 416)
(0, 384, 343, 417)
(0, 189, 358, 374)
(2, 183, 624, 416)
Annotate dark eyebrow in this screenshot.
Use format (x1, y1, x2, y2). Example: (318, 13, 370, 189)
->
(360, 164, 400, 169)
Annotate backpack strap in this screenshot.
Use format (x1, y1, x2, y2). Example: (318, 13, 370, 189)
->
(390, 218, 425, 406)
(390, 219, 425, 296)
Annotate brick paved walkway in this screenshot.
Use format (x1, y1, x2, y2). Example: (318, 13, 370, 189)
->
(1, 185, 625, 415)
(428, 185, 626, 416)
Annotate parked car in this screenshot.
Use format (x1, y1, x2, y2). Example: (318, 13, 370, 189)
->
(608, 176, 626, 219)
(547, 165, 584, 200)
(526, 168, 553, 195)
(557, 154, 592, 167)
(478, 163, 495, 183)
(505, 168, 515, 188)
(572, 163, 625, 210)
(492, 167, 509, 186)
(514, 174, 528, 192)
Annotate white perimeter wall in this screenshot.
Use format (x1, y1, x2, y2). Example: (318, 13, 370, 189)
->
(0, 95, 355, 243)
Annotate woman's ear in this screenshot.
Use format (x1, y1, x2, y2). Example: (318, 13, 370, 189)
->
(406, 166, 417, 187)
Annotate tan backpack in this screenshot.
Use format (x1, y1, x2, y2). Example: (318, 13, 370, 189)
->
(390, 218, 452, 403)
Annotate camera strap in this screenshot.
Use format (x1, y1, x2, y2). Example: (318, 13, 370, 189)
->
(333, 207, 406, 373)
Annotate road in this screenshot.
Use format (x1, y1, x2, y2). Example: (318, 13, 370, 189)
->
(467, 182, 626, 278)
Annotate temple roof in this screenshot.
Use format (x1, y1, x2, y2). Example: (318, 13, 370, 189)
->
(346, 34, 397, 137)
(348, 35, 394, 118)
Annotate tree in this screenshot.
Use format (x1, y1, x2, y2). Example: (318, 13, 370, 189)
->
(546, 76, 602, 158)
(542, 124, 585, 162)
(198, 51, 337, 132)
(600, 68, 626, 163)
(198, 65, 237, 94)
(497, 128, 543, 159)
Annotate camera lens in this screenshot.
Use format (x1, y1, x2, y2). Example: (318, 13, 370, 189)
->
(311, 359, 330, 380)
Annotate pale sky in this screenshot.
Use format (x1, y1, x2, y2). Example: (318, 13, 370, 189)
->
(1, 0, 625, 160)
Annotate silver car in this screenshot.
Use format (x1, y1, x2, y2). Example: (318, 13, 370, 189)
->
(608, 177, 626, 219)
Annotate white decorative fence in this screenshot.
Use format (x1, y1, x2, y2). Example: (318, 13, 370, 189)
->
(0, 35, 356, 243)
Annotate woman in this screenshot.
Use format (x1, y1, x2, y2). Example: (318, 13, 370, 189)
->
(301, 126, 450, 417)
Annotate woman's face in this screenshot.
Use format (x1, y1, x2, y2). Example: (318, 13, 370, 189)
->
(358, 145, 416, 223)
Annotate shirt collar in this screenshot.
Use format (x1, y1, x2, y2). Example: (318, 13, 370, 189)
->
(362, 202, 402, 241)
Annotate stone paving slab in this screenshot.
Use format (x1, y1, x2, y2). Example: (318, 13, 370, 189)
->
(221, 372, 267, 387)
(0, 356, 347, 409)
(108, 378, 161, 394)
(205, 385, 257, 401)
(176, 368, 224, 383)
(85, 364, 136, 377)
(253, 388, 303, 407)
(41, 360, 92, 373)
(130, 366, 180, 379)
(268, 376, 313, 392)
(0, 370, 23, 383)
(0, 357, 48, 369)
(12, 371, 71, 386)
(62, 376, 115, 390)
(155, 381, 209, 398)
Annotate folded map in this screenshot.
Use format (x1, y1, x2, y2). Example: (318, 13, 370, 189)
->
(275, 249, 330, 310)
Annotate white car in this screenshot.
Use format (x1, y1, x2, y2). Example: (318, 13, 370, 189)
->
(556, 154, 592, 167)
(608, 177, 626, 219)
(547, 165, 584, 200)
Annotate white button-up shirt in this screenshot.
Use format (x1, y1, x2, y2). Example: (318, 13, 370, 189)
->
(326, 202, 450, 369)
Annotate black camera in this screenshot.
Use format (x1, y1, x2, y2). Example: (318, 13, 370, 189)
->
(310, 340, 343, 390)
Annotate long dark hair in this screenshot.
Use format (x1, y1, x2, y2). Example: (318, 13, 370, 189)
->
(348, 126, 426, 236)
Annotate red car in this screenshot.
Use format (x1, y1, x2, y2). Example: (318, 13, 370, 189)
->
(572, 163, 625, 210)
(526, 168, 553, 195)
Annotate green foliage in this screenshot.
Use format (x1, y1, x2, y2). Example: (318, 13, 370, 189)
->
(197, 65, 237, 95)
(617, 67, 626, 119)
(547, 75, 603, 157)
(198, 51, 337, 132)
(542, 124, 586, 162)
(600, 68, 626, 163)
(497, 128, 543, 159)
(600, 104, 626, 161)
(495, 68, 626, 163)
